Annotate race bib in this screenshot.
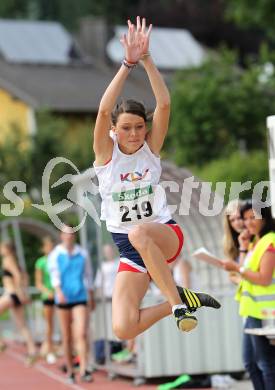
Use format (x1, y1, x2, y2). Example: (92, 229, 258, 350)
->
(108, 182, 166, 227)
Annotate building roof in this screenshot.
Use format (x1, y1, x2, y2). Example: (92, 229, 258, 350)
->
(0, 19, 77, 65)
(107, 26, 206, 70)
(0, 19, 202, 112)
(0, 58, 155, 112)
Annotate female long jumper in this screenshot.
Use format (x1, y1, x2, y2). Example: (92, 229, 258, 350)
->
(93, 17, 220, 339)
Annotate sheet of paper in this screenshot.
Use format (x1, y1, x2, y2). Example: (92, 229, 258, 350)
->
(193, 247, 223, 268)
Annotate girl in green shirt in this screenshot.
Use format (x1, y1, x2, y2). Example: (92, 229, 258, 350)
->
(35, 236, 56, 364)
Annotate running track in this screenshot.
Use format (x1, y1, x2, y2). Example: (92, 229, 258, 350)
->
(0, 343, 155, 390)
(0, 343, 250, 390)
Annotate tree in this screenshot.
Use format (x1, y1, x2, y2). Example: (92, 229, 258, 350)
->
(29, 111, 94, 202)
(194, 150, 269, 203)
(166, 49, 275, 167)
(225, 0, 275, 39)
(0, 125, 32, 192)
(0, 0, 29, 18)
(0, 111, 94, 207)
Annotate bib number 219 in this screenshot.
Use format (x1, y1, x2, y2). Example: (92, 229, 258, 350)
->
(120, 201, 153, 222)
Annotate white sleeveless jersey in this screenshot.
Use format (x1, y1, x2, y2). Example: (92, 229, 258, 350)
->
(93, 134, 171, 233)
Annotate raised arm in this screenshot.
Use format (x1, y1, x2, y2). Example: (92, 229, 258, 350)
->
(134, 17, 171, 155)
(93, 21, 144, 166)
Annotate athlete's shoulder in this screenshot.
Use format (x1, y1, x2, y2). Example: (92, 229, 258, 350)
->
(35, 256, 46, 269)
(144, 140, 161, 160)
(74, 244, 88, 258)
(48, 245, 63, 263)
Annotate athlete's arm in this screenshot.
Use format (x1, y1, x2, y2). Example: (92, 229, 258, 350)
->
(48, 248, 61, 289)
(142, 56, 170, 155)
(48, 249, 66, 303)
(93, 20, 143, 166)
(135, 18, 170, 155)
(223, 251, 275, 286)
(35, 268, 53, 297)
(93, 66, 131, 166)
(240, 251, 275, 286)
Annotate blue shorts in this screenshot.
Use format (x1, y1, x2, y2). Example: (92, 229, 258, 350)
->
(111, 220, 184, 273)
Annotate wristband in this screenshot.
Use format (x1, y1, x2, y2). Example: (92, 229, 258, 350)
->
(140, 53, 150, 60)
(239, 249, 248, 253)
(125, 58, 138, 65)
(239, 266, 245, 275)
(122, 59, 137, 69)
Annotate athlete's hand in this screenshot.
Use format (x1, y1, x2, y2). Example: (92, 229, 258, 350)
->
(21, 293, 31, 304)
(136, 16, 152, 56)
(120, 16, 152, 63)
(229, 271, 242, 285)
(238, 229, 251, 250)
(56, 288, 66, 304)
(47, 291, 55, 300)
(221, 259, 239, 272)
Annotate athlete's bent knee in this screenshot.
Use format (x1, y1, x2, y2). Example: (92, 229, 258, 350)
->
(128, 225, 151, 251)
(113, 323, 132, 340)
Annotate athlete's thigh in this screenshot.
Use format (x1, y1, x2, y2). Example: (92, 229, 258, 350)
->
(11, 305, 27, 328)
(112, 272, 150, 325)
(0, 294, 13, 314)
(71, 305, 87, 336)
(140, 222, 180, 260)
(43, 305, 54, 324)
(58, 309, 72, 337)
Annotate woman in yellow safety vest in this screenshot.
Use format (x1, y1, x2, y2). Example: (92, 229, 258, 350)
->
(222, 201, 275, 390)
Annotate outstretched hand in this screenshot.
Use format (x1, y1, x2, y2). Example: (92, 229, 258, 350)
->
(120, 16, 152, 63)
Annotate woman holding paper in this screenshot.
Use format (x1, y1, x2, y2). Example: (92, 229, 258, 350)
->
(222, 202, 275, 390)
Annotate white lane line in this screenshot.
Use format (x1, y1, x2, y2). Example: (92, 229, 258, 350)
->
(6, 349, 85, 390)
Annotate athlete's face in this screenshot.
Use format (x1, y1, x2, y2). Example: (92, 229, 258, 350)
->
(60, 226, 75, 248)
(228, 210, 244, 234)
(42, 239, 54, 256)
(113, 113, 147, 154)
(243, 208, 265, 236)
(103, 244, 114, 261)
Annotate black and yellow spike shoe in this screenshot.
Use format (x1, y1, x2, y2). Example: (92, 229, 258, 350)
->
(174, 307, 198, 332)
(177, 286, 221, 311)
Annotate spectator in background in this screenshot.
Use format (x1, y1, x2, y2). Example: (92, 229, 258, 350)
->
(48, 226, 94, 384)
(94, 243, 119, 298)
(0, 241, 37, 365)
(223, 199, 245, 262)
(173, 255, 199, 290)
(35, 236, 56, 364)
(222, 203, 275, 390)
(223, 199, 245, 284)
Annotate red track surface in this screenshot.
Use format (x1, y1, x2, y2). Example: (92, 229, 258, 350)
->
(0, 343, 156, 390)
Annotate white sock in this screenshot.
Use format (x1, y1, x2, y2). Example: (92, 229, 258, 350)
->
(172, 304, 187, 314)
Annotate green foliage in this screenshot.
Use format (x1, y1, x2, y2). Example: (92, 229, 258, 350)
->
(225, 0, 275, 39)
(0, 0, 29, 18)
(167, 48, 275, 166)
(0, 125, 31, 191)
(0, 0, 141, 30)
(0, 112, 94, 283)
(193, 150, 269, 202)
(0, 111, 94, 205)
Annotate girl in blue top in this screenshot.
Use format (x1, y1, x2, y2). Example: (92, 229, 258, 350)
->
(49, 226, 94, 384)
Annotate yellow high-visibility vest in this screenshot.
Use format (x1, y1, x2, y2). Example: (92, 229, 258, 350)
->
(235, 232, 275, 319)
